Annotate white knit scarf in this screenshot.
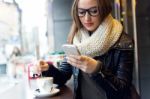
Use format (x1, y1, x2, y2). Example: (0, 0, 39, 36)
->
(73, 15, 123, 57)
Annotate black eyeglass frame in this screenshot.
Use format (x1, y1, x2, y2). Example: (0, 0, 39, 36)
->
(78, 7, 99, 17)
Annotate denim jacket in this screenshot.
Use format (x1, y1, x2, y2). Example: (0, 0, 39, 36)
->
(42, 33, 134, 99)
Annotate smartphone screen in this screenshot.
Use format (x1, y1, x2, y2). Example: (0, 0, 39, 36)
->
(62, 44, 80, 55)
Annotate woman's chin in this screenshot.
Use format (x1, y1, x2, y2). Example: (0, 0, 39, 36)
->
(86, 28, 96, 32)
(85, 27, 93, 31)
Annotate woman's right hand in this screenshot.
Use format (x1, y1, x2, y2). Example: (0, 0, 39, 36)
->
(37, 60, 49, 72)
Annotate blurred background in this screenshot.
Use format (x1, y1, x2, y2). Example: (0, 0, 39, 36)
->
(0, 0, 149, 99)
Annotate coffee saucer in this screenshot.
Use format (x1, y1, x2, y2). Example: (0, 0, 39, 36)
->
(34, 88, 60, 97)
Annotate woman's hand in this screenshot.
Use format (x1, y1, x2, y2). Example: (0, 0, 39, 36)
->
(66, 55, 100, 74)
(37, 60, 49, 72)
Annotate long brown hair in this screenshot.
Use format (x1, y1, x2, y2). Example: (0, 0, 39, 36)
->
(67, 0, 112, 44)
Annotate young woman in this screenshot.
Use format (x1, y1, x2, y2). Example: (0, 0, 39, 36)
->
(37, 0, 137, 99)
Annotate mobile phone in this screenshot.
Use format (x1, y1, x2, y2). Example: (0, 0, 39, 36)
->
(62, 44, 80, 55)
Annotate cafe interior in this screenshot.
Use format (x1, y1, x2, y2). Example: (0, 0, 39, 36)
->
(0, 0, 149, 99)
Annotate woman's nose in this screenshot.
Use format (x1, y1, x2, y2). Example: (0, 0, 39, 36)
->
(84, 12, 91, 21)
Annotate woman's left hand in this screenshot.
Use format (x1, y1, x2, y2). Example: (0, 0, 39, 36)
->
(66, 55, 99, 74)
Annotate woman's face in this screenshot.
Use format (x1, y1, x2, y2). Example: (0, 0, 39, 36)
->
(78, 0, 101, 32)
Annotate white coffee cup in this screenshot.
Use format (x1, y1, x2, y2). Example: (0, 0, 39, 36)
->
(36, 77, 53, 93)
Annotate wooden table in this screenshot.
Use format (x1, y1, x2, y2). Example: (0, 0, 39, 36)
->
(33, 85, 73, 99)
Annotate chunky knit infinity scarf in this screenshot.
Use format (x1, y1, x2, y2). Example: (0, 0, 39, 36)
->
(73, 14, 123, 57)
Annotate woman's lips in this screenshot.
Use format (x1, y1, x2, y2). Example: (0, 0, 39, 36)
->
(84, 23, 94, 27)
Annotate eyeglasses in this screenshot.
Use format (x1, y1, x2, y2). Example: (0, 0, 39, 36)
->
(78, 7, 99, 17)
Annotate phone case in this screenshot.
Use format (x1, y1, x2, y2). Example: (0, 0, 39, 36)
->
(62, 44, 80, 55)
